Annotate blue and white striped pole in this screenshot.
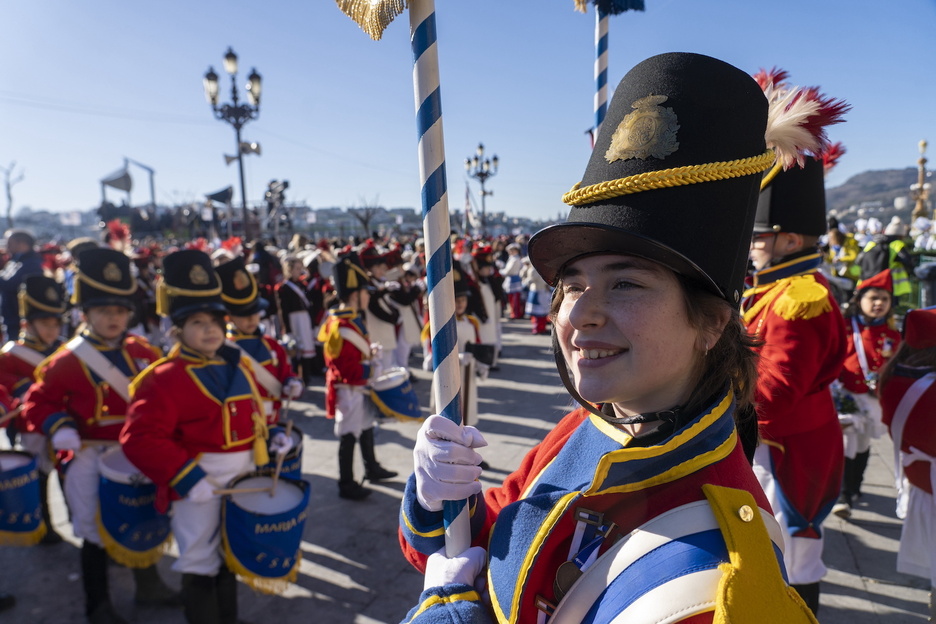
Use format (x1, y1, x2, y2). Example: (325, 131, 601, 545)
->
(594, 8, 609, 140)
(409, 0, 470, 557)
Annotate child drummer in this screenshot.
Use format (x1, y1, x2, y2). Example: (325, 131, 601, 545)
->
(0, 275, 66, 543)
(21, 248, 175, 623)
(216, 256, 304, 425)
(317, 252, 397, 501)
(121, 249, 291, 624)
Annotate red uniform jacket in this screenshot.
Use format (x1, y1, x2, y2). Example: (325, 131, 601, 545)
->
(0, 336, 59, 431)
(316, 308, 373, 419)
(121, 343, 267, 508)
(881, 365, 936, 494)
(839, 316, 900, 394)
(742, 259, 847, 534)
(226, 328, 299, 424)
(23, 332, 161, 442)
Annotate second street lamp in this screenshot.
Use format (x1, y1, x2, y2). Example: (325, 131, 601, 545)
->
(465, 143, 498, 237)
(203, 47, 261, 238)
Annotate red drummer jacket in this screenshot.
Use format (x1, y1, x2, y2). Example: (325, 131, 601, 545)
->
(881, 365, 936, 494)
(23, 332, 161, 442)
(316, 308, 373, 419)
(839, 317, 901, 394)
(121, 343, 268, 506)
(226, 327, 299, 424)
(0, 336, 59, 431)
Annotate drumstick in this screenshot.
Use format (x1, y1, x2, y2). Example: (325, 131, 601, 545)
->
(0, 405, 24, 427)
(270, 419, 294, 497)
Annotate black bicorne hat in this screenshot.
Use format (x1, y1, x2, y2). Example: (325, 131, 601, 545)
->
(216, 256, 267, 317)
(528, 52, 772, 304)
(754, 156, 827, 236)
(19, 275, 66, 321)
(453, 265, 471, 298)
(157, 249, 226, 325)
(333, 251, 372, 302)
(73, 248, 137, 310)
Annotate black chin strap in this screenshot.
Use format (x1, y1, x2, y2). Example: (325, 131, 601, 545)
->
(552, 330, 684, 426)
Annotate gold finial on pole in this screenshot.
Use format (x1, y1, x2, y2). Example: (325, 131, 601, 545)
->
(911, 140, 931, 220)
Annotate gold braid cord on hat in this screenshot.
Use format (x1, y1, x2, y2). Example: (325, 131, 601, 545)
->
(156, 281, 222, 317)
(562, 149, 775, 206)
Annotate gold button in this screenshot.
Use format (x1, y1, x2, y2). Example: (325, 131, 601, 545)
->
(738, 505, 754, 522)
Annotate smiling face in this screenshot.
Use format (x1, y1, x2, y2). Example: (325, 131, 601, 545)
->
(554, 254, 704, 417)
(179, 311, 226, 358)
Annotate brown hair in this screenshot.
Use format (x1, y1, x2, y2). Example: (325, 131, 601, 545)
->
(879, 341, 936, 390)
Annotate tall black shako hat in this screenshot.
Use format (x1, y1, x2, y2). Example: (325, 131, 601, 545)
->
(73, 248, 137, 310)
(20, 275, 66, 321)
(754, 156, 826, 236)
(528, 52, 772, 304)
(216, 256, 267, 316)
(157, 249, 226, 325)
(333, 251, 372, 302)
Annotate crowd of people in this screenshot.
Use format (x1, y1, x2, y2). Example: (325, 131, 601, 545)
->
(2, 52, 936, 624)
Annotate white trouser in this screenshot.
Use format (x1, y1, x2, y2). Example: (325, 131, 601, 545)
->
(64, 444, 113, 546)
(19, 432, 55, 474)
(752, 444, 827, 585)
(392, 335, 412, 369)
(334, 387, 375, 438)
(839, 392, 883, 459)
(170, 451, 254, 576)
(898, 482, 936, 586)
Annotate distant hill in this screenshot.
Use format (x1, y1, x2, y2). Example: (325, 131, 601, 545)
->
(826, 167, 925, 226)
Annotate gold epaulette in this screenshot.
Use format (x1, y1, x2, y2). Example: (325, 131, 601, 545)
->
(318, 319, 344, 359)
(772, 275, 832, 321)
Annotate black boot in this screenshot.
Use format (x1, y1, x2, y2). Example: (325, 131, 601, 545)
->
(791, 582, 820, 616)
(338, 434, 370, 500)
(82, 542, 126, 624)
(181, 573, 220, 624)
(216, 565, 240, 624)
(133, 564, 181, 607)
(849, 449, 871, 499)
(38, 471, 63, 545)
(360, 427, 398, 482)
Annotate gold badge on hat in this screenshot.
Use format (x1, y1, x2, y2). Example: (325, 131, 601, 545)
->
(606, 95, 679, 163)
(44, 287, 58, 302)
(190, 265, 210, 286)
(102, 262, 123, 283)
(233, 270, 250, 290)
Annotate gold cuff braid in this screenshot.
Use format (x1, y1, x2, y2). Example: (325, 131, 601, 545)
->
(562, 150, 775, 206)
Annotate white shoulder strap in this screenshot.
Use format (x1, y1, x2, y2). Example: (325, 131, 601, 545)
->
(226, 340, 282, 396)
(338, 327, 372, 357)
(1, 342, 45, 368)
(890, 372, 936, 488)
(65, 336, 131, 402)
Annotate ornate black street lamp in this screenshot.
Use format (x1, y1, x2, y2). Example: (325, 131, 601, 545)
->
(203, 47, 262, 237)
(465, 143, 498, 236)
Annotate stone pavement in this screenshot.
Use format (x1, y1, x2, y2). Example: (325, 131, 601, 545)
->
(0, 320, 930, 623)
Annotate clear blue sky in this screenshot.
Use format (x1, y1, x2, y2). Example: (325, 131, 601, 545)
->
(2, 0, 935, 222)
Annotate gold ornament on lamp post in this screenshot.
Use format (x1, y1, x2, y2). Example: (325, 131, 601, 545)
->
(910, 140, 931, 220)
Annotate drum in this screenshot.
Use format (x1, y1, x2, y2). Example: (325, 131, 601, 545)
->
(97, 446, 172, 568)
(0, 450, 46, 546)
(369, 367, 423, 422)
(221, 472, 311, 594)
(260, 424, 304, 480)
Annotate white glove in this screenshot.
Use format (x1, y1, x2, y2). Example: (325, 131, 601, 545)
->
(282, 378, 304, 400)
(385, 281, 401, 291)
(423, 546, 487, 591)
(269, 431, 294, 457)
(475, 362, 490, 381)
(370, 355, 384, 379)
(458, 352, 474, 367)
(187, 477, 216, 503)
(50, 427, 82, 452)
(414, 414, 488, 512)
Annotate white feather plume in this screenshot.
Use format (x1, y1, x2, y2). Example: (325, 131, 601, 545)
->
(764, 84, 823, 170)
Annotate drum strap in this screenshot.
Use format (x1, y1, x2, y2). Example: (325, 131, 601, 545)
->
(65, 336, 131, 402)
(338, 327, 372, 357)
(1, 342, 45, 368)
(227, 340, 282, 397)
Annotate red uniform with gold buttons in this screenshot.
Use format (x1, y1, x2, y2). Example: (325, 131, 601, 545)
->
(226, 328, 296, 425)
